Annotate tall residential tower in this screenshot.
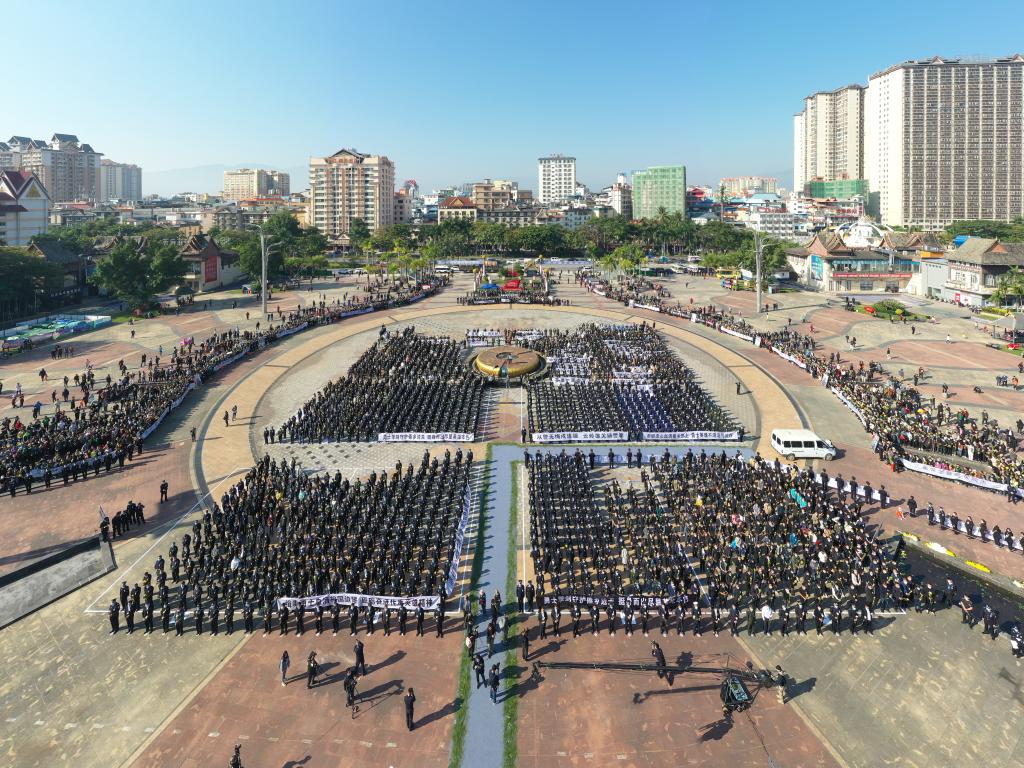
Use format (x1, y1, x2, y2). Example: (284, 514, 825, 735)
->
(309, 148, 394, 242)
(865, 55, 1024, 228)
(537, 155, 576, 204)
(792, 85, 865, 193)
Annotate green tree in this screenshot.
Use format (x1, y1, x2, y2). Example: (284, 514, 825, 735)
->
(349, 218, 371, 254)
(0, 247, 66, 321)
(992, 266, 1024, 306)
(944, 219, 1024, 241)
(90, 239, 185, 307)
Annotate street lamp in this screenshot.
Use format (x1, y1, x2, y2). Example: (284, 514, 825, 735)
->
(754, 228, 763, 316)
(257, 224, 279, 316)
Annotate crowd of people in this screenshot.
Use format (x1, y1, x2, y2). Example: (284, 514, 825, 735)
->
(524, 324, 735, 439)
(278, 327, 483, 443)
(577, 268, 1024, 493)
(459, 287, 567, 306)
(107, 449, 472, 637)
(1, 277, 448, 498)
(525, 448, 1011, 642)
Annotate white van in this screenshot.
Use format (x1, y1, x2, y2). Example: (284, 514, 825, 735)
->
(770, 429, 836, 461)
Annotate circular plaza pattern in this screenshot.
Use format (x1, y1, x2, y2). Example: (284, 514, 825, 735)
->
(473, 345, 544, 377)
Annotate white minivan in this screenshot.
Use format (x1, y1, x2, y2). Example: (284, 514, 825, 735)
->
(770, 429, 837, 461)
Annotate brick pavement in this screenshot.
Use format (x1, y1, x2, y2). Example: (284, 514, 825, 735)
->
(135, 627, 463, 768)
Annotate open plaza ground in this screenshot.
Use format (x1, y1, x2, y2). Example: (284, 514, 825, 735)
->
(2, 270, 1024, 767)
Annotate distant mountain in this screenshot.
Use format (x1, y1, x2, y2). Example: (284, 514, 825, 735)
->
(144, 163, 309, 197)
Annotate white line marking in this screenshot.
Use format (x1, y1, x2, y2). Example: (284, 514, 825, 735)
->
(84, 466, 246, 613)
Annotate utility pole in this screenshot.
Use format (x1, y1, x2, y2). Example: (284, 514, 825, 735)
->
(754, 228, 763, 316)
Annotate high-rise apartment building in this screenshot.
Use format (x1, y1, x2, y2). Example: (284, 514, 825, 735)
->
(99, 159, 143, 202)
(720, 176, 779, 197)
(632, 165, 687, 219)
(6, 134, 102, 202)
(538, 155, 576, 204)
(309, 148, 395, 241)
(865, 55, 1024, 227)
(793, 85, 865, 192)
(222, 168, 290, 201)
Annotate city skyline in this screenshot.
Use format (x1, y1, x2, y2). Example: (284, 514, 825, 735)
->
(8, 0, 1024, 196)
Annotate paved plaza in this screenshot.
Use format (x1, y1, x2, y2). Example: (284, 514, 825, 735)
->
(2, 271, 1024, 767)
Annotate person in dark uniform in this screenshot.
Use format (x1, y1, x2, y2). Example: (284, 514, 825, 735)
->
(521, 626, 530, 660)
(108, 600, 120, 634)
(175, 607, 185, 636)
(279, 604, 289, 635)
(344, 668, 357, 708)
(119, 581, 130, 615)
(143, 603, 154, 634)
(651, 641, 669, 685)
(435, 606, 444, 637)
(416, 606, 425, 636)
(349, 604, 358, 635)
(333, 603, 341, 635)
(404, 687, 416, 731)
(354, 639, 367, 676)
(161, 603, 171, 633)
(306, 651, 319, 688)
(195, 605, 204, 635)
(473, 653, 486, 687)
(159, 479, 169, 502)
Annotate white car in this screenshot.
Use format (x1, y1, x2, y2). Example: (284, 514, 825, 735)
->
(770, 429, 836, 461)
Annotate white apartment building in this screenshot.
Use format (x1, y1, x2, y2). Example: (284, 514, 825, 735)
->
(720, 176, 779, 197)
(865, 55, 1024, 228)
(0, 170, 50, 246)
(7, 134, 102, 202)
(538, 155, 576, 204)
(309, 148, 395, 242)
(793, 85, 865, 191)
(222, 168, 290, 200)
(99, 159, 142, 202)
(0, 142, 17, 171)
(745, 210, 806, 240)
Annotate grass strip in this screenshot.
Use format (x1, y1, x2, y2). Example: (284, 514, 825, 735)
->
(503, 460, 522, 768)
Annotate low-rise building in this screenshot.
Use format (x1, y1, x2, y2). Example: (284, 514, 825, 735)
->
(472, 179, 516, 210)
(394, 189, 415, 223)
(27, 238, 86, 299)
(944, 237, 1024, 306)
(0, 170, 50, 246)
(785, 230, 919, 293)
(476, 207, 536, 228)
(178, 234, 243, 293)
(745, 210, 806, 240)
(438, 196, 477, 222)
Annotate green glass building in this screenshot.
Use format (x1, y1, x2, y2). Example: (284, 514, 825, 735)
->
(805, 179, 868, 198)
(632, 165, 687, 219)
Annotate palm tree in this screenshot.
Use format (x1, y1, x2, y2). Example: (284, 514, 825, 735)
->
(993, 267, 1024, 307)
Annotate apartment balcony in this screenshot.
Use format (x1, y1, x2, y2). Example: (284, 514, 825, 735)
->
(944, 279, 994, 295)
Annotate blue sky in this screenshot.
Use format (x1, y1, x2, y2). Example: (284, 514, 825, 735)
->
(6, 0, 1024, 195)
